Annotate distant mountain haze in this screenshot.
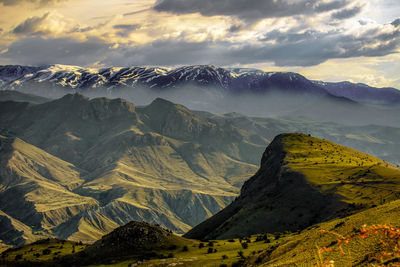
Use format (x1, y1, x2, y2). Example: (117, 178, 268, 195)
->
(1, 64, 400, 127)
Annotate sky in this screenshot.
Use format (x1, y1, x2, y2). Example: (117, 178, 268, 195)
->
(0, 0, 399, 88)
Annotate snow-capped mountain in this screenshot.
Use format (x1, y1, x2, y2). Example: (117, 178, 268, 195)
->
(0, 64, 399, 106)
(0, 64, 329, 95)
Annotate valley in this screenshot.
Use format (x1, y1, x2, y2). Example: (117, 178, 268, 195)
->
(2, 134, 400, 266)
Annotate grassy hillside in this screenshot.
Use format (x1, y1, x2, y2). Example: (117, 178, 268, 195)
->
(4, 199, 400, 266)
(185, 133, 400, 240)
(1, 239, 87, 264)
(245, 198, 400, 266)
(0, 94, 267, 246)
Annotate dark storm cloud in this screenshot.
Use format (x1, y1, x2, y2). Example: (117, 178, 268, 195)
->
(392, 19, 400, 27)
(153, 0, 350, 22)
(1, 37, 109, 66)
(331, 5, 363, 20)
(12, 12, 49, 35)
(0, 0, 65, 6)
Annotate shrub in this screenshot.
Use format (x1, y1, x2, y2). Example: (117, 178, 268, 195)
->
(182, 245, 189, 252)
(199, 243, 204, 248)
(237, 251, 245, 259)
(222, 255, 228, 260)
(167, 253, 174, 258)
(207, 248, 214, 254)
(168, 244, 178, 250)
(42, 249, 51, 255)
(15, 254, 23, 261)
(241, 242, 248, 249)
(232, 260, 245, 266)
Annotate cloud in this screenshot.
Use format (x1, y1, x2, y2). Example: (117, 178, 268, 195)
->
(105, 20, 400, 67)
(12, 12, 50, 34)
(331, 5, 363, 20)
(3, 19, 399, 68)
(0, 0, 65, 6)
(392, 18, 400, 27)
(12, 12, 78, 36)
(1, 36, 109, 66)
(228, 24, 244, 33)
(113, 24, 141, 37)
(153, 0, 351, 22)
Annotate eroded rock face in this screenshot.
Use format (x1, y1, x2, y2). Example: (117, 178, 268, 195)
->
(0, 95, 263, 246)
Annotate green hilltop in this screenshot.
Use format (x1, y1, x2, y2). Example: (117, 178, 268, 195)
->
(185, 133, 400, 240)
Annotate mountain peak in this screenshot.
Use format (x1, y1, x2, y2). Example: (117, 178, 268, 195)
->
(60, 93, 89, 102)
(145, 97, 193, 115)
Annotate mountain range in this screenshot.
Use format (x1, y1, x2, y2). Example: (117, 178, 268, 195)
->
(1, 64, 400, 127)
(1, 90, 400, 248)
(0, 93, 267, 247)
(1, 64, 399, 105)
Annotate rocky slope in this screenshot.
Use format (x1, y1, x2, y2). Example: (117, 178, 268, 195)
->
(185, 133, 400, 240)
(0, 94, 266, 246)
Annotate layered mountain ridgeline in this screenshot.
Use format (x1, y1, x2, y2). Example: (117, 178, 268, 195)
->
(0, 94, 266, 247)
(196, 112, 400, 166)
(0, 90, 51, 104)
(185, 133, 400, 240)
(2, 64, 400, 127)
